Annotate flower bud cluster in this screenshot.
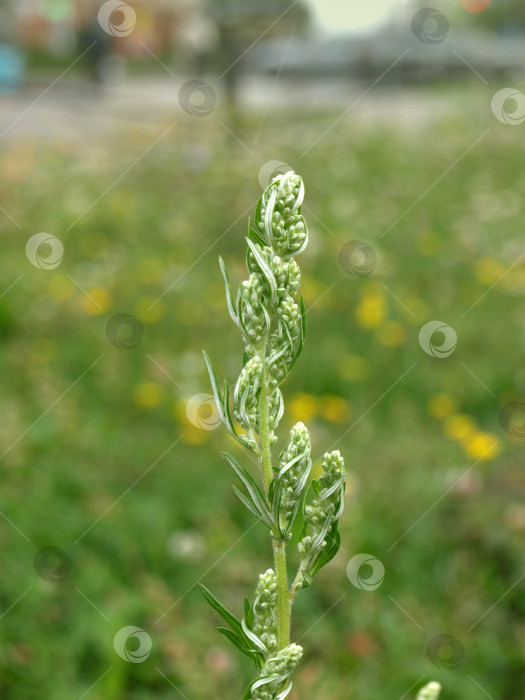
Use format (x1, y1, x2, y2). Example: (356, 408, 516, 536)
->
(234, 357, 263, 432)
(278, 423, 311, 525)
(298, 450, 345, 561)
(239, 273, 270, 349)
(251, 569, 278, 654)
(268, 296, 301, 384)
(252, 644, 303, 700)
(227, 172, 308, 446)
(256, 172, 307, 258)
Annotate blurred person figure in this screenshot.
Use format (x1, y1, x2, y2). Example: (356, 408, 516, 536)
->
(0, 42, 24, 93)
(0, 0, 24, 92)
(179, 6, 218, 76)
(78, 16, 112, 85)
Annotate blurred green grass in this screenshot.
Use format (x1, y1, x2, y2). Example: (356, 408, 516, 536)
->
(0, 105, 524, 700)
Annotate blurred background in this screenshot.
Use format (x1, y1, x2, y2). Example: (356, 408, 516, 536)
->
(1, 0, 525, 698)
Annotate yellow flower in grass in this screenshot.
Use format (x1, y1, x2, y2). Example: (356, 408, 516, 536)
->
(82, 287, 111, 315)
(135, 297, 165, 324)
(376, 321, 405, 347)
(139, 258, 164, 284)
(110, 191, 136, 217)
(288, 393, 318, 423)
(134, 382, 163, 409)
(428, 394, 456, 420)
(340, 355, 370, 382)
(301, 275, 323, 304)
(444, 414, 476, 442)
(463, 432, 500, 461)
(47, 274, 74, 302)
(475, 257, 505, 286)
(502, 268, 525, 294)
(356, 286, 385, 329)
(416, 230, 442, 257)
(183, 426, 210, 445)
(321, 395, 351, 424)
(174, 402, 211, 444)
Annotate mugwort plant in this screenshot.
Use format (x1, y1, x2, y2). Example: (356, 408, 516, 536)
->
(201, 171, 441, 700)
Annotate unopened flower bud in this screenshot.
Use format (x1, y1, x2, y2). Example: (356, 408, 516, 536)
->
(417, 682, 442, 700)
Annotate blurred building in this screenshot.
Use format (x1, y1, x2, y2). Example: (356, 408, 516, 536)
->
(7, 0, 211, 56)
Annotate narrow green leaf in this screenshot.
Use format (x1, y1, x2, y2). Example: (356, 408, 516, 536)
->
(310, 507, 334, 553)
(216, 627, 262, 665)
(248, 226, 267, 248)
(218, 256, 241, 332)
(241, 682, 255, 700)
(282, 499, 302, 539)
(198, 583, 244, 637)
(246, 238, 277, 307)
(202, 351, 228, 428)
(232, 486, 275, 531)
(310, 524, 341, 576)
(223, 452, 271, 522)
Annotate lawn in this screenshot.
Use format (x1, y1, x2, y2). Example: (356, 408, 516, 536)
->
(0, 97, 524, 699)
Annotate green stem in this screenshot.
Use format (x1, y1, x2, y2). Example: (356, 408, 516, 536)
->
(273, 539, 290, 648)
(258, 362, 291, 650)
(258, 366, 274, 495)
